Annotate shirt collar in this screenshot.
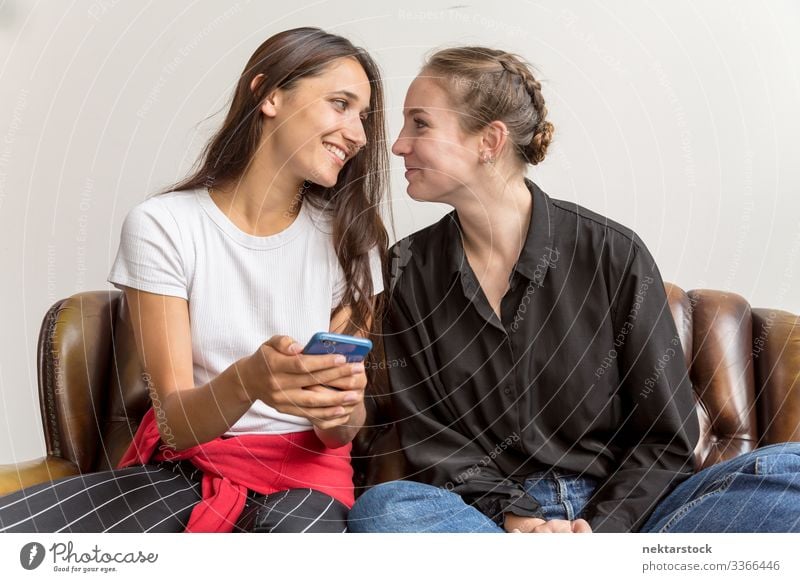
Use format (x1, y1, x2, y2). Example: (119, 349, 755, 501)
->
(446, 179, 556, 287)
(515, 179, 557, 286)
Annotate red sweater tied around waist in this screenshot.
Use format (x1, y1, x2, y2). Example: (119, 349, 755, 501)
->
(117, 407, 354, 532)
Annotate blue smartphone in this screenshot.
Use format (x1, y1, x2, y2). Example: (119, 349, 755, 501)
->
(302, 332, 373, 363)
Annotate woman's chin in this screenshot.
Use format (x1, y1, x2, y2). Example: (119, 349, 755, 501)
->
(314, 172, 339, 189)
(406, 183, 435, 202)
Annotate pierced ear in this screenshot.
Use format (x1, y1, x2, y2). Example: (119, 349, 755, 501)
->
(481, 120, 510, 159)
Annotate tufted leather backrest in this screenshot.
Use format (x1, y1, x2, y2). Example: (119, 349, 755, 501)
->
(664, 284, 759, 470)
(36, 285, 800, 480)
(752, 308, 800, 444)
(95, 293, 151, 471)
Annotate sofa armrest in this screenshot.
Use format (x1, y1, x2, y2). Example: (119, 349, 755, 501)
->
(37, 292, 120, 473)
(753, 308, 800, 445)
(0, 456, 80, 496)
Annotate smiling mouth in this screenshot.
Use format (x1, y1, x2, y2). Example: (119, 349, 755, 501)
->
(323, 142, 347, 165)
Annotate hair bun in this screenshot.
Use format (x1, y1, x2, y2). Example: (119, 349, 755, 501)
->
(525, 120, 554, 165)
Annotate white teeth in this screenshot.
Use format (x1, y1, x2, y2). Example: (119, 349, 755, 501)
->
(324, 143, 346, 161)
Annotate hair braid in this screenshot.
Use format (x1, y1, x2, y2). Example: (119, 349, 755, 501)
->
(426, 47, 554, 166)
(496, 53, 554, 165)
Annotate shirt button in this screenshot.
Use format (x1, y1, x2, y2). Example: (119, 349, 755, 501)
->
(504, 387, 512, 395)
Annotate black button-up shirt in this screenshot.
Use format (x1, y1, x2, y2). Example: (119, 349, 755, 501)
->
(383, 179, 699, 532)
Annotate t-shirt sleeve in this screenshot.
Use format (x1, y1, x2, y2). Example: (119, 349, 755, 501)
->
(107, 199, 188, 300)
(332, 245, 384, 306)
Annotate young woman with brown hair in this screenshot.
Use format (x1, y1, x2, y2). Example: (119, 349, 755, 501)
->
(0, 27, 388, 533)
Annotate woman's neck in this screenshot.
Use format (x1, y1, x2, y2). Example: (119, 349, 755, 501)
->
(455, 177, 533, 269)
(210, 145, 305, 237)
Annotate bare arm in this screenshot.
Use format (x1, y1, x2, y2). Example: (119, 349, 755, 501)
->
(124, 286, 253, 450)
(123, 286, 361, 451)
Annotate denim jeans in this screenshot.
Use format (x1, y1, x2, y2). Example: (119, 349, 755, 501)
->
(347, 469, 599, 533)
(640, 442, 800, 532)
(348, 442, 800, 533)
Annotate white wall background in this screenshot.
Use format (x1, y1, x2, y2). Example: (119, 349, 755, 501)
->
(1, 0, 798, 463)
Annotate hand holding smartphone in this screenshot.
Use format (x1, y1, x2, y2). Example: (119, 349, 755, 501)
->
(302, 332, 372, 392)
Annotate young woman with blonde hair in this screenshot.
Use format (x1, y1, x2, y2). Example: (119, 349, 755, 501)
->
(349, 46, 800, 533)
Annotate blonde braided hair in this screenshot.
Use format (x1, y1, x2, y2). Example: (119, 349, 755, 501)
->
(425, 47, 554, 165)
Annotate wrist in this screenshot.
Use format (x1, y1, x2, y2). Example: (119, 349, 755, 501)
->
(231, 356, 257, 406)
(313, 423, 351, 448)
(312, 401, 365, 446)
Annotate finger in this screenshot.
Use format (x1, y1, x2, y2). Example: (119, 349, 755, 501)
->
(295, 363, 364, 389)
(534, 520, 571, 533)
(524, 518, 546, 533)
(312, 416, 351, 431)
(321, 372, 367, 392)
(265, 335, 302, 355)
(265, 351, 349, 377)
(551, 519, 572, 533)
(276, 401, 354, 421)
(288, 353, 349, 374)
(274, 387, 356, 409)
(572, 519, 592, 533)
(551, 520, 574, 533)
(304, 404, 355, 421)
(300, 392, 358, 415)
(304, 384, 363, 404)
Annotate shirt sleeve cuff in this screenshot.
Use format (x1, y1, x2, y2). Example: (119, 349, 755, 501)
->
(500, 492, 543, 518)
(470, 491, 543, 526)
(588, 514, 631, 533)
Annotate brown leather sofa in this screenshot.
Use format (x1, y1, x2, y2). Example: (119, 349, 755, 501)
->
(1, 284, 798, 498)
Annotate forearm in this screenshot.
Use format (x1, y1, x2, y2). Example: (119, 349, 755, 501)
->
(159, 358, 253, 451)
(313, 401, 366, 449)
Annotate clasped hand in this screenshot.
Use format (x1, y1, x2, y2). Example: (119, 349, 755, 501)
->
(504, 513, 592, 533)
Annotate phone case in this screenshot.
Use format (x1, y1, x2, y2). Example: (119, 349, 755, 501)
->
(302, 332, 373, 362)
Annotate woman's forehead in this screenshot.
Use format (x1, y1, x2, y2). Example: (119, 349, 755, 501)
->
(303, 58, 371, 101)
(404, 76, 458, 117)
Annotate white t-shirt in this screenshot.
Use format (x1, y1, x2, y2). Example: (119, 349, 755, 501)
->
(107, 189, 383, 435)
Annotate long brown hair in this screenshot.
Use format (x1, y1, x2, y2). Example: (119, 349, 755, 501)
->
(158, 27, 388, 345)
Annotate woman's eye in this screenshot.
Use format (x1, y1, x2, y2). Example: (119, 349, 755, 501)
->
(333, 99, 348, 111)
(413, 117, 428, 129)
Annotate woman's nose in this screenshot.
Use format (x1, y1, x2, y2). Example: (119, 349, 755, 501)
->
(392, 135, 410, 157)
(343, 119, 367, 152)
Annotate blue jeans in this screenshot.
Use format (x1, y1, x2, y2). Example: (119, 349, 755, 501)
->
(641, 442, 800, 532)
(348, 469, 599, 533)
(348, 442, 800, 533)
